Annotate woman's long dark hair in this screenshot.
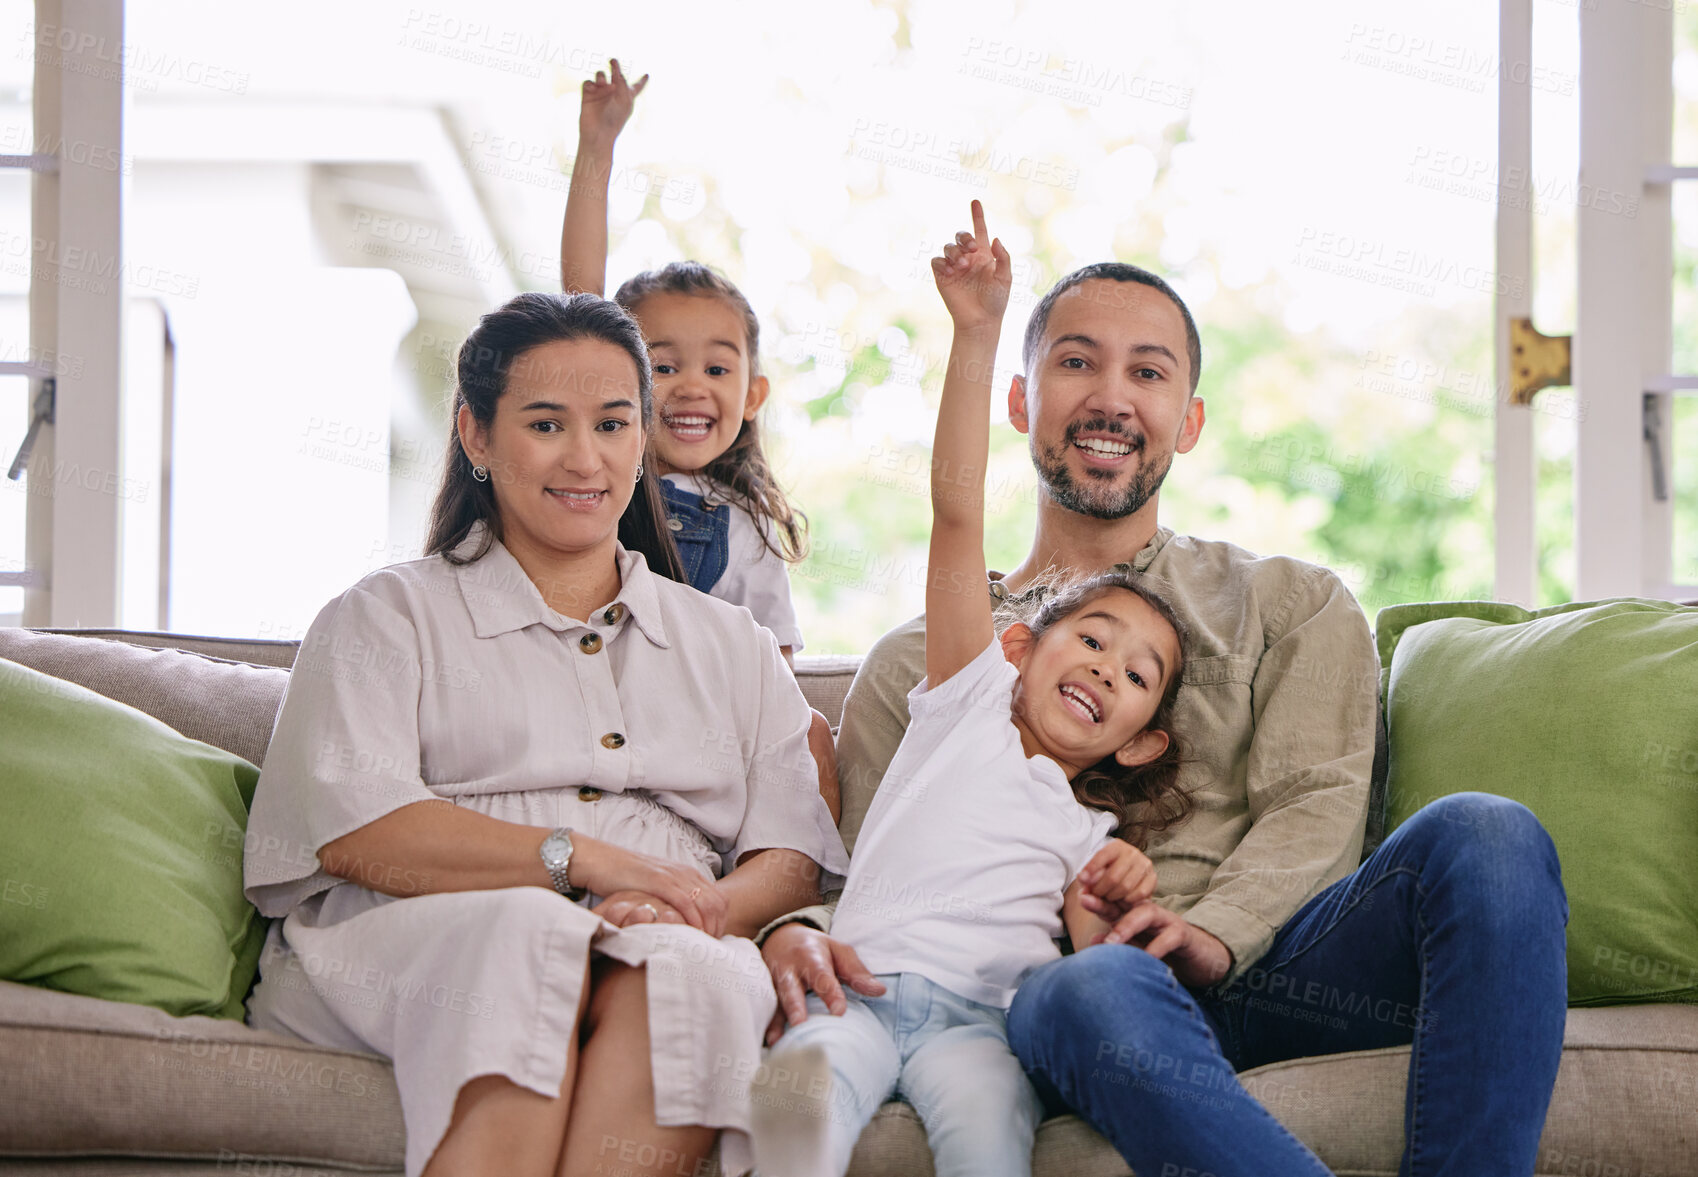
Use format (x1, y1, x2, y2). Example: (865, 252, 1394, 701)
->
(1018, 569, 1192, 847)
(425, 291, 685, 581)
(614, 262, 807, 563)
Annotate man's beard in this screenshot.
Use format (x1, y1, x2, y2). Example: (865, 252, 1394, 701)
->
(1032, 417, 1172, 520)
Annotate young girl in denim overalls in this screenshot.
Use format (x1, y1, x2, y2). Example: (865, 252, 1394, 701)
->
(560, 60, 807, 661)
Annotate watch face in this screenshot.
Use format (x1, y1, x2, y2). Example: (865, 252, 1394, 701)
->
(541, 832, 571, 868)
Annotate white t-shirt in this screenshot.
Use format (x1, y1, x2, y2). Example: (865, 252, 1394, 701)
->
(661, 471, 804, 652)
(830, 639, 1118, 1008)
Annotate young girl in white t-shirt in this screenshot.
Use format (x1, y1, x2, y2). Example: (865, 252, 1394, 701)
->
(748, 206, 1193, 1177)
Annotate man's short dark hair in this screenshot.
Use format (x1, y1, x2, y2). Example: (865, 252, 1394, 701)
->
(1021, 262, 1203, 393)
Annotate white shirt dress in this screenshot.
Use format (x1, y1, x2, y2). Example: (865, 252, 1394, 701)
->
(242, 527, 849, 1176)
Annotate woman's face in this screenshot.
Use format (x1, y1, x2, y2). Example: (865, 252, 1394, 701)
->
(458, 337, 646, 563)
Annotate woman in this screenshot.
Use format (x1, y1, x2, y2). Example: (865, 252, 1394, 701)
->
(243, 292, 848, 1177)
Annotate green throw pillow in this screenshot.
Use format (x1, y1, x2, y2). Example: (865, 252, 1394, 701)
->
(1377, 598, 1698, 1006)
(0, 657, 267, 1019)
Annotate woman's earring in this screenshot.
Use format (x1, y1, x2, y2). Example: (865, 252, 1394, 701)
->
(634, 463, 644, 484)
(472, 464, 489, 482)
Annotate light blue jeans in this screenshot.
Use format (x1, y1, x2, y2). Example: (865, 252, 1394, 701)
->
(771, 972, 1044, 1177)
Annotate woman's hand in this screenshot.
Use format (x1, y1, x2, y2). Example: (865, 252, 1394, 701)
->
(932, 199, 1011, 334)
(1076, 840, 1158, 911)
(579, 58, 648, 148)
(596, 890, 684, 928)
(570, 836, 726, 936)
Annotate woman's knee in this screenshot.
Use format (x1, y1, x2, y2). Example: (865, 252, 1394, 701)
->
(585, 960, 648, 1033)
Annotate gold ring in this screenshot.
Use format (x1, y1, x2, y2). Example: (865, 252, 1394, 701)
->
(689, 887, 702, 901)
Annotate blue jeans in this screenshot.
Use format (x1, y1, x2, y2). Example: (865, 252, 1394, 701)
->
(1007, 793, 1569, 1177)
(771, 972, 1044, 1177)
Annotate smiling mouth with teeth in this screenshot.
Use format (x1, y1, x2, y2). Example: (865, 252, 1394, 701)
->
(663, 411, 717, 441)
(1073, 437, 1135, 459)
(1059, 683, 1101, 723)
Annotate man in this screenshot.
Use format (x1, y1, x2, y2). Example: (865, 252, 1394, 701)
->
(760, 263, 1568, 1175)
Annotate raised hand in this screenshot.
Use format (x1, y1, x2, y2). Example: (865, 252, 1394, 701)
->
(931, 198, 1012, 333)
(579, 58, 648, 147)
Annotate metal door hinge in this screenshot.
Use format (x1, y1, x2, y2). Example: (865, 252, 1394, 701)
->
(1509, 318, 1572, 406)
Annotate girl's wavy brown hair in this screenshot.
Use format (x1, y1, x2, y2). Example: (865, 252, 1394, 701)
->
(1007, 568, 1192, 848)
(614, 262, 807, 563)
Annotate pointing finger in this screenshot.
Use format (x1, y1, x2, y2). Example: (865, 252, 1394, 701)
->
(970, 198, 988, 246)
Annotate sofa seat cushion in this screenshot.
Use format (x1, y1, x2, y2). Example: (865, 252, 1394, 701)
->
(843, 1005, 1698, 1177)
(3, 989, 1693, 1175)
(0, 981, 403, 1170)
(0, 629, 289, 768)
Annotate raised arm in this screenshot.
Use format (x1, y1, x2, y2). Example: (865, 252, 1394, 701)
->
(560, 58, 647, 294)
(925, 199, 1012, 687)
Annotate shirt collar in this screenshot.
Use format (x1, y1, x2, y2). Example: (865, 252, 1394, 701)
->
(987, 526, 1176, 603)
(450, 524, 671, 648)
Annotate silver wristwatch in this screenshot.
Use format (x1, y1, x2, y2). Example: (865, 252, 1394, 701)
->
(539, 828, 584, 900)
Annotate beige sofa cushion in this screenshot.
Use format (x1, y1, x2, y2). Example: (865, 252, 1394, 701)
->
(5, 976, 1692, 1177)
(0, 630, 288, 768)
(0, 980, 402, 1170)
(843, 1005, 1698, 1177)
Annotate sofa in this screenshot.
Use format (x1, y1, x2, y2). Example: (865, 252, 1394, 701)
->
(1, 624, 1694, 1177)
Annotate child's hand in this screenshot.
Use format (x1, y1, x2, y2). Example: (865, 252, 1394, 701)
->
(579, 58, 648, 147)
(931, 199, 1011, 333)
(1076, 840, 1157, 913)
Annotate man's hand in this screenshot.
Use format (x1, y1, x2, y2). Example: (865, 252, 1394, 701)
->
(1077, 840, 1157, 909)
(1089, 900, 1234, 989)
(932, 199, 1011, 334)
(579, 58, 648, 147)
(761, 923, 887, 1045)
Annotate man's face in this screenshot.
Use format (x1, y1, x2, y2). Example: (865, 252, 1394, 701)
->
(1011, 279, 1204, 520)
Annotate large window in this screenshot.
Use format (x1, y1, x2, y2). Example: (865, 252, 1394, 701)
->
(13, 0, 1641, 647)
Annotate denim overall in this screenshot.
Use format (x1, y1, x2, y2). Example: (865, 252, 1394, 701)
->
(658, 479, 731, 593)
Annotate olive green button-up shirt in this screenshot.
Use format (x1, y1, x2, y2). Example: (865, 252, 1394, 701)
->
(776, 527, 1380, 985)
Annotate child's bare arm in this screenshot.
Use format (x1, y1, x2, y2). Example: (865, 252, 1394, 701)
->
(925, 200, 1012, 688)
(560, 58, 647, 294)
(1063, 880, 1115, 952)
